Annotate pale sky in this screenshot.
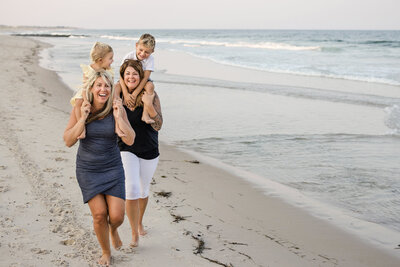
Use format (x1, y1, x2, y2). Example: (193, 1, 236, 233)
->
(1, 0, 399, 30)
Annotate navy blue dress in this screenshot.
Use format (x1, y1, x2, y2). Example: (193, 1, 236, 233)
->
(76, 114, 125, 203)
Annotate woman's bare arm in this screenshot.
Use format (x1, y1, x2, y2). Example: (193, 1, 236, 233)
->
(63, 109, 86, 147)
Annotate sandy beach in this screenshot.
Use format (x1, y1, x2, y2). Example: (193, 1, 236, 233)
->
(0, 33, 399, 267)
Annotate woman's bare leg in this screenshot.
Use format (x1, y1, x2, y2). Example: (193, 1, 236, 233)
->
(88, 194, 111, 266)
(138, 197, 149, 236)
(105, 195, 125, 250)
(126, 199, 140, 246)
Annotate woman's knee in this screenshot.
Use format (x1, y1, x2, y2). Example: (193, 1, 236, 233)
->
(109, 211, 124, 227)
(92, 209, 108, 225)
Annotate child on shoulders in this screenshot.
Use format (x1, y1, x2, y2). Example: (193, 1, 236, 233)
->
(70, 42, 124, 138)
(118, 33, 156, 124)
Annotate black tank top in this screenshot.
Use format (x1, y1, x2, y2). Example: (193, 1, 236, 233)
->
(118, 106, 159, 159)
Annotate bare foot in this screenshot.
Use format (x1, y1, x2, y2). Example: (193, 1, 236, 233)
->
(110, 228, 122, 250)
(130, 234, 139, 247)
(138, 224, 147, 236)
(77, 128, 86, 139)
(98, 253, 111, 266)
(141, 113, 155, 124)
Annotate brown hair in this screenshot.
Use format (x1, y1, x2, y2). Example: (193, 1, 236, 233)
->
(119, 59, 145, 108)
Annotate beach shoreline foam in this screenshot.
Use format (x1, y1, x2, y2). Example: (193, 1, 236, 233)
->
(0, 32, 399, 266)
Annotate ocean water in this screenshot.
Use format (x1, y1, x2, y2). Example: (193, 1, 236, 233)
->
(6, 28, 400, 248)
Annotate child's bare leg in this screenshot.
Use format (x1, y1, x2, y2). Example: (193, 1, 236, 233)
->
(74, 98, 86, 139)
(141, 82, 155, 124)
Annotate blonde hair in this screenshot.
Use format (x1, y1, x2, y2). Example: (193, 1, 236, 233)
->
(84, 70, 114, 124)
(138, 33, 156, 50)
(90, 42, 113, 63)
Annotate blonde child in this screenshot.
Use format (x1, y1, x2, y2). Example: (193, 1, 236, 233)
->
(118, 33, 156, 124)
(70, 42, 124, 138)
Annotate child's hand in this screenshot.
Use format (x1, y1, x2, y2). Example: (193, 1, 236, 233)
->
(80, 100, 91, 120)
(124, 94, 136, 110)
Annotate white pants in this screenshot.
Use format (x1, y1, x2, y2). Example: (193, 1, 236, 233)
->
(121, 151, 159, 200)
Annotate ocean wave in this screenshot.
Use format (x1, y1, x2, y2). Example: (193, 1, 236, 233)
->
(162, 39, 320, 51)
(320, 47, 343, 52)
(181, 51, 400, 87)
(361, 40, 400, 47)
(100, 35, 136, 41)
(156, 71, 400, 108)
(178, 133, 396, 148)
(12, 33, 88, 38)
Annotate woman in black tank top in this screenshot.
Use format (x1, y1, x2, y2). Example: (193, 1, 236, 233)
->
(115, 59, 163, 247)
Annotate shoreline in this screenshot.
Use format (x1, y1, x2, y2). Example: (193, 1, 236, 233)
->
(154, 49, 400, 99)
(178, 146, 400, 251)
(0, 34, 399, 266)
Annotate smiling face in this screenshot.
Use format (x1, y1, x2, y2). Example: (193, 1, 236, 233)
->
(100, 51, 114, 69)
(123, 66, 141, 91)
(135, 43, 153, 61)
(90, 76, 111, 106)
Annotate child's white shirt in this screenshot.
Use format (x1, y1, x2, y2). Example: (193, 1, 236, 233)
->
(121, 51, 154, 72)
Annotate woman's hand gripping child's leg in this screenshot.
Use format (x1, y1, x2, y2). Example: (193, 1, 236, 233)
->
(74, 98, 87, 140)
(113, 85, 126, 137)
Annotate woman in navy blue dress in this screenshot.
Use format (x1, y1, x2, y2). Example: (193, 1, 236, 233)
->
(64, 70, 134, 266)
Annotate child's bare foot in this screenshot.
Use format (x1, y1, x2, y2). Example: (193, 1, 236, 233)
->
(138, 224, 147, 236)
(77, 128, 86, 139)
(110, 228, 122, 250)
(141, 112, 155, 124)
(130, 234, 139, 247)
(98, 253, 111, 266)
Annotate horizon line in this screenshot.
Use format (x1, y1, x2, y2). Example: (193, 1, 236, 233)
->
(1, 25, 400, 31)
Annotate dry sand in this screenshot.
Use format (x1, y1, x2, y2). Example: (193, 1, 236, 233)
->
(0, 34, 399, 266)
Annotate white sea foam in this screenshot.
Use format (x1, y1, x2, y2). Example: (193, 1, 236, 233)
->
(180, 50, 400, 87)
(384, 104, 400, 134)
(100, 35, 136, 41)
(161, 39, 320, 51)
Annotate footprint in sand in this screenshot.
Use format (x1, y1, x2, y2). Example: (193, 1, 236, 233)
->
(43, 168, 58, 173)
(61, 239, 76, 246)
(0, 185, 10, 193)
(52, 182, 64, 188)
(31, 248, 50, 254)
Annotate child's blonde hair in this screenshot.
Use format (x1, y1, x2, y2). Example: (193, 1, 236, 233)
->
(90, 42, 113, 63)
(84, 70, 114, 124)
(138, 34, 156, 50)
